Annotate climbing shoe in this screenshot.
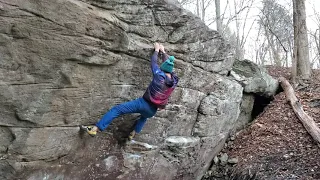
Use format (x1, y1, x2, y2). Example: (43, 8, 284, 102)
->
(128, 130, 136, 141)
(80, 125, 97, 137)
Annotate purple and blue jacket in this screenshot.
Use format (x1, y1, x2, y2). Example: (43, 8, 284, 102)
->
(143, 51, 179, 109)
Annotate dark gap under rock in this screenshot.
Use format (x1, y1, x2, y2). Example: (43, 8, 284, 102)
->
(202, 86, 284, 180)
(251, 95, 273, 120)
(251, 85, 283, 120)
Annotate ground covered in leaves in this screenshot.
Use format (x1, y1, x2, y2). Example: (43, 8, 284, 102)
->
(204, 66, 320, 180)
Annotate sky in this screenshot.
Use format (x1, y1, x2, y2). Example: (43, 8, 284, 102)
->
(305, 0, 320, 30)
(180, 0, 320, 67)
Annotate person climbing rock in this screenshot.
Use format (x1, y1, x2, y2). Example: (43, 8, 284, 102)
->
(81, 42, 179, 141)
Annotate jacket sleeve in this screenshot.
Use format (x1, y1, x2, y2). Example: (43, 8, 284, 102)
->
(151, 51, 161, 75)
(161, 52, 170, 63)
(172, 72, 179, 85)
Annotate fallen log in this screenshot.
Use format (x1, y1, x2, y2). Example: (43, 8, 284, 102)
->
(279, 77, 320, 144)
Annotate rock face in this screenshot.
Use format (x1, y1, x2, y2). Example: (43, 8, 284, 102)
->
(233, 93, 255, 132)
(0, 0, 245, 179)
(230, 60, 279, 131)
(231, 60, 279, 97)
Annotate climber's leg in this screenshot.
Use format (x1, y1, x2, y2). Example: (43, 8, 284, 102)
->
(82, 98, 143, 136)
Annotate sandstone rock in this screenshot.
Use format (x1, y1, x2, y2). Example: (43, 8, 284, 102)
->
(220, 153, 229, 165)
(195, 135, 227, 179)
(0, 160, 14, 180)
(214, 156, 219, 164)
(192, 79, 243, 137)
(0, 127, 13, 153)
(233, 93, 255, 132)
(126, 140, 158, 152)
(228, 157, 239, 164)
(9, 127, 82, 161)
(231, 60, 279, 97)
(103, 156, 119, 171)
(165, 136, 200, 148)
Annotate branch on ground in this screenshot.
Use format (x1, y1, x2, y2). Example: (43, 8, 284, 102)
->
(279, 77, 320, 145)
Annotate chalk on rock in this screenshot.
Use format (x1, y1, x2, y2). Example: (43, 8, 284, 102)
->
(165, 136, 200, 148)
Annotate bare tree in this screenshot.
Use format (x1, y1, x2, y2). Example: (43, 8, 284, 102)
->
(232, 0, 255, 60)
(292, 0, 311, 81)
(254, 24, 269, 65)
(179, 0, 262, 61)
(310, 5, 320, 68)
(178, 0, 214, 21)
(315, 29, 320, 67)
(310, 29, 320, 68)
(210, 0, 255, 60)
(215, 0, 222, 34)
(202, 0, 215, 21)
(196, 0, 200, 17)
(258, 0, 293, 67)
(177, 0, 194, 6)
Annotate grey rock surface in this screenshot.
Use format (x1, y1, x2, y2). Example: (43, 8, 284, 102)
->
(0, 0, 248, 180)
(228, 157, 239, 164)
(231, 59, 279, 97)
(220, 153, 229, 165)
(232, 93, 255, 132)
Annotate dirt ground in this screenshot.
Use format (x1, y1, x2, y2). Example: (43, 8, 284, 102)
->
(204, 66, 320, 180)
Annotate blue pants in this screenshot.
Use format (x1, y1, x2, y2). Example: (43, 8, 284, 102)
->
(96, 98, 158, 133)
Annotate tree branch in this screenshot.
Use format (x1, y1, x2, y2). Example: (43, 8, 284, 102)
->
(279, 77, 320, 145)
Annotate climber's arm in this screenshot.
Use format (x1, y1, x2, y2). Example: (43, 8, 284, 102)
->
(159, 44, 169, 62)
(151, 43, 161, 75)
(160, 52, 170, 63)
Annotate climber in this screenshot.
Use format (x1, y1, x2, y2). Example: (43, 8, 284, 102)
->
(81, 42, 179, 140)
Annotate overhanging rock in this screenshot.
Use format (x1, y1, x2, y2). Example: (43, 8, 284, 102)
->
(231, 59, 279, 97)
(230, 59, 279, 133)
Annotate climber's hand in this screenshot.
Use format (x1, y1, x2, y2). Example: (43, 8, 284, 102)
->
(159, 44, 165, 53)
(154, 42, 160, 52)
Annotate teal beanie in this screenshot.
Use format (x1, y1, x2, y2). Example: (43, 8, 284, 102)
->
(160, 56, 175, 73)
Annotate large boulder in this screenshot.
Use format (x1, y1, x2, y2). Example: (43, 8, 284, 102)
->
(230, 60, 279, 131)
(231, 60, 279, 97)
(232, 93, 255, 132)
(0, 0, 243, 179)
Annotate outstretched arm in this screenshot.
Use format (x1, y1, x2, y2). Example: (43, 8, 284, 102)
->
(160, 44, 170, 62)
(151, 43, 161, 75)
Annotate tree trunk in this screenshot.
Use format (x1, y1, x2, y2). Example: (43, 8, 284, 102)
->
(319, 29, 320, 68)
(315, 29, 320, 67)
(292, 0, 311, 81)
(285, 39, 292, 67)
(196, 0, 200, 17)
(318, 30, 320, 67)
(201, 0, 205, 21)
(279, 77, 320, 144)
(215, 0, 222, 34)
(273, 42, 282, 66)
(263, 25, 278, 66)
(288, 37, 294, 68)
(234, 1, 243, 60)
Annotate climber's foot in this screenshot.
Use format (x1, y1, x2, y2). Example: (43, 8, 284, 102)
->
(128, 130, 136, 141)
(80, 125, 97, 137)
